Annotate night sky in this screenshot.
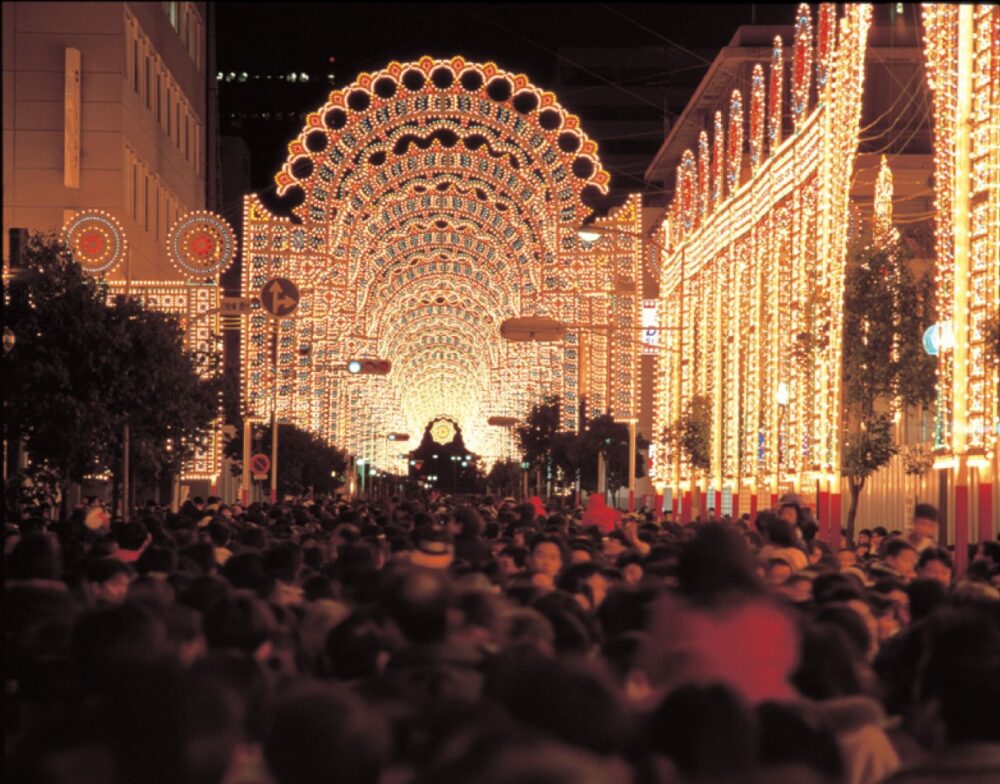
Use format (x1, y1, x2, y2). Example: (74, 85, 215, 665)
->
(216, 3, 797, 193)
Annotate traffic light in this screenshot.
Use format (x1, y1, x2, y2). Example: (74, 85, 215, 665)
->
(346, 359, 392, 375)
(387, 433, 409, 441)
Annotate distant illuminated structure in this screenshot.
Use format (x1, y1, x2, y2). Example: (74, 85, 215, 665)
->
(241, 57, 643, 473)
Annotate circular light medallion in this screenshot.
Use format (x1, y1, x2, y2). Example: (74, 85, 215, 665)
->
(430, 419, 456, 445)
(62, 210, 127, 274)
(168, 211, 237, 280)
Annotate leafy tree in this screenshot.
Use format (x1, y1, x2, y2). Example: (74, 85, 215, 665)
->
(4, 232, 226, 515)
(841, 233, 937, 537)
(516, 396, 561, 493)
(4, 234, 131, 508)
(516, 396, 561, 467)
(486, 458, 522, 498)
(224, 424, 348, 497)
(660, 394, 712, 473)
(105, 296, 225, 508)
(533, 404, 646, 496)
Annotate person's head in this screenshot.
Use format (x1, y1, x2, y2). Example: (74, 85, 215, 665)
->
(264, 681, 389, 784)
(202, 591, 277, 657)
(569, 539, 593, 564)
(915, 608, 1000, 745)
(815, 602, 872, 663)
(907, 577, 948, 622)
(71, 602, 170, 677)
(601, 530, 628, 559)
(857, 529, 872, 547)
(84, 558, 134, 605)
(453, 506, 485, 538)
(917, 547, 953, 588)
(871, 526, 888, 550)
(485, 652, 626, 755)
(765, 558, 793, 586)
(497, 545, 526, 576)
(529, 535, 565, 579)
(778, 574, 814, 604)
(617, 553, 644, 585)
(324, 609, 393, 680)
(264, 543, 303, 584)
(884, 539, 919, 579)
(646, 682, 757, 779)
(135, 545, 177, 576)
(223, 552, 276, 599)
(837, 548, 858, 571)
(207, 521, 232, 548)
(912, 503, 939, 542)
(556, 563, 609, 610)
(8, 532, 62, 580)
(410, 527, 455, 570)
(759, 511, 796, 548)
(383, 566, 452, 644)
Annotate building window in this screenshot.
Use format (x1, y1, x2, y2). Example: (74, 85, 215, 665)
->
(132, 40, 140, 92)
(132, 163, 139, 222)
(144, 54, 152, 109)
(156, 71, 162, 123)
(143, 174, 150, 231)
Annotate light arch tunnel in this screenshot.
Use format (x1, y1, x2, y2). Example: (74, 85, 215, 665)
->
(241, 56, 643, 474)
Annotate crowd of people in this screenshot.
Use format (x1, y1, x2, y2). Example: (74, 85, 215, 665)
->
(5, 490, 1000, 783)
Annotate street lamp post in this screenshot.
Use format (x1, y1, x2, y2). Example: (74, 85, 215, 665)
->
(577, 223, 670, 514)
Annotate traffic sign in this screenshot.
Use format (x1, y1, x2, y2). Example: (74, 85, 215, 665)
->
(250, 453, 271, 475)
(260, 277, 300, 317)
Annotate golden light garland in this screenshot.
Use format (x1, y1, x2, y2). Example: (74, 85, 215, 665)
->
(651, 4, 873, 522)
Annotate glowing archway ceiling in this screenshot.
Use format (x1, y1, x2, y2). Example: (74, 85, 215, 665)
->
(264, 56, 609, 460)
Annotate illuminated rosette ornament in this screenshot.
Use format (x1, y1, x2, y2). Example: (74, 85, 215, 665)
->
(62, 210, 127, 275)
(168, 211, 237, 281)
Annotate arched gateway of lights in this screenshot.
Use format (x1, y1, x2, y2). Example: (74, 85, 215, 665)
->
(54, 3, 996, 536)
(241, 56, 642, 473)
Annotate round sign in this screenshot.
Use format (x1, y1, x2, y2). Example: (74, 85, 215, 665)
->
(260, 277, 300, 317)
(430, 419, 456, 445)
(168, 211, 237, 280)
(922, 324, 939, 356)
(62, 210, 127, 274)
(250, 453, 271, 474)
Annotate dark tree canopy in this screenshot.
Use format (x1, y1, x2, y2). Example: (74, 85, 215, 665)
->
(225, 423, 348, 497)
(840, 232, 937, 535)
(4, 233, 224, 505)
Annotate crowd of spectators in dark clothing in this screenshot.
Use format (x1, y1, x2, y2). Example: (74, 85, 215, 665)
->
(5, 491, 1000, 784)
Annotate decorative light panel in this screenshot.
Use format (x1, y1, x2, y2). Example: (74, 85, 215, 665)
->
(63, 210, 128, 275)
(167, 211, 238, 281)
(651, 4, 873, 510)
(922, 4, 1000, 460)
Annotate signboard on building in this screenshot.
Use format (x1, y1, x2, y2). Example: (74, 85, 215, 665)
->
(641, 299, 658, 355)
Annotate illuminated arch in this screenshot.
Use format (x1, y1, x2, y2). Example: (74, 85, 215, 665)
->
(242, 56, 643, 471)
